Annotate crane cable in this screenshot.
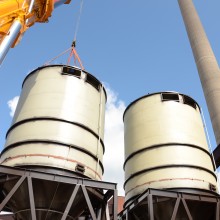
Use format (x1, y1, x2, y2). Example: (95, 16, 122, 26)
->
(67, 45, 84, 69)
(73, 0, 84, 44)
(43, 47, 72, 66)
(43, 0, 84, 68)
(67, 0, 84, 69)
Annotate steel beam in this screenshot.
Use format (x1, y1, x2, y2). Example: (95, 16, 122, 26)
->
(61, 185, 80, 220)
(216, 201, 220, 220)
(82, 185, 97, 220)
(147, 194, 154, 220)
(171, 197, 181, 220)
(27, 177, 36, 220)
(119, 188, 220, 220)
(182, 199, 193, 220)
(0, 165, 117, 219)
(112, 189, 118, 220)
(0, 175, 26, 211)
(0, 165, 116, 190)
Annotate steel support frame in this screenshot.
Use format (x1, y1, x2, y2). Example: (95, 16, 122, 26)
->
(118, 188, 220, 220)
(0, 165, 118, 220)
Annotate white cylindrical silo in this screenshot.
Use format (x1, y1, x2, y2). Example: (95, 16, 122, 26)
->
(0, 65, 106, 181)
(123, 92, 217, 207)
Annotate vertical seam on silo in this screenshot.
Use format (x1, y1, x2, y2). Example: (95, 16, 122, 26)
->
(95, 84, 104, 178)
(201, 108, 216, 168)
(201, 107, 219, 188)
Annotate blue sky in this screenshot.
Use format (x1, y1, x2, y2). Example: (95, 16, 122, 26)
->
(1, 0, 220, 195)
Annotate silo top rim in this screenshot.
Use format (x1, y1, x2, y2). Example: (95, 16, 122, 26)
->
(123, 91, 201, 121)
(22, 65, 107, 100)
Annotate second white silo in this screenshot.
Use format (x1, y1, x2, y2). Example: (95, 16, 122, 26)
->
(123, 92, 217, 207)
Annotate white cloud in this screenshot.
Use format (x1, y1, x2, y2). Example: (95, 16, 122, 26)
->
(7, 96, 19, 117)
(103, 85, 126, 196)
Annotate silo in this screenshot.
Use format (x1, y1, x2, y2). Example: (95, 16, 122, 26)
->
(1, 65, 106, 180)
(123, 92, 217, 207)
(0, 65, 107, 219)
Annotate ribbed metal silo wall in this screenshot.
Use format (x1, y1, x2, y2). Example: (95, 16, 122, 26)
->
(123, 92, 217, 207)
(1, 65, 106, 181)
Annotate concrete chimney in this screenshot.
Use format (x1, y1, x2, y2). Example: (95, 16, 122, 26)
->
(178, 0, 220, 167)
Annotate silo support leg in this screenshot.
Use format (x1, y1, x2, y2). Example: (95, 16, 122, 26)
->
(171, 198, 181, 220)
(105, 204, 110, 220)
(97, 207, 102, 220)
(97, 189, 117, 220)
(0, 175, 26, 211)
(97, 201, 106, 220)
(216, 201, 220, 220)
(27, 176, 36, 220)
(82, 185, 97, 220)
(147, 194, 154, 220)
(61, 184, 80, 220)
(96, 202, 108, 220)
(182, 199, 193, 220)
(125, 211, 130, 220)
(113, 189, 118, 220)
